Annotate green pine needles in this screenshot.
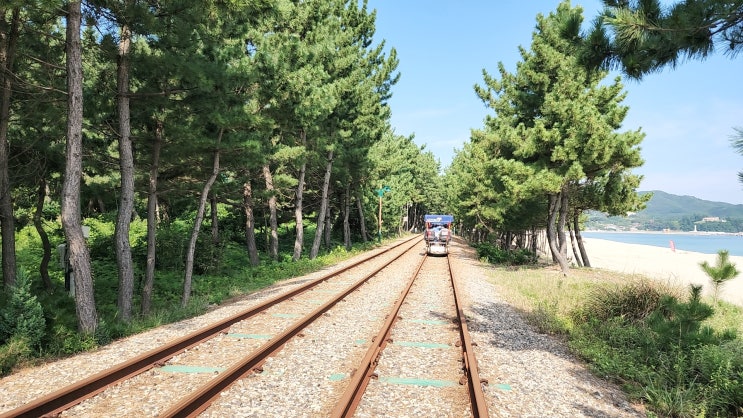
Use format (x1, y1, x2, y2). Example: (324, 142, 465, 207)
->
(0, 270, 46, 374)
(699, 250, 740, 304)
(0, 270, 46, 348)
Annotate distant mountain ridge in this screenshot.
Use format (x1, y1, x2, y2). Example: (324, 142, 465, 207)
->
(638, 190, 743, 219)
(586, 190, 743, 231)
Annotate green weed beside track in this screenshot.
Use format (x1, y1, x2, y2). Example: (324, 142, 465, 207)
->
(485, 262, 743, 418)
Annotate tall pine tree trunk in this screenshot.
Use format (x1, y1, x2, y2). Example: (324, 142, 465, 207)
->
(0, 8, 19, 288)
(324, 202, 332, 248)
(33, 178, 53, 291)
(63, 1, 98, 333)
(569, 227, 583, 267)
(546, 193, 570, 274)
(548, 201, 559, 263)
(293, 131, 307, 261)
(262, 163, 278, 261)
(558, 191, 570, 261)
(310, 151, 333, 259)
(356, 189, 368, 242)
(210, 194, 219, 245)
(182, 129, 222, 307)
(115, 21, 135, 322)
(292, 162, 306, 261)
(141, 120, 163, 316)
(243, 177, 259, 266)
(574, 213, 591, 267)
(343, 184, 351, 250)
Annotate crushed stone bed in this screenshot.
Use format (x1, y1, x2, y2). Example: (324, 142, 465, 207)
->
(0, 238, 646, 417)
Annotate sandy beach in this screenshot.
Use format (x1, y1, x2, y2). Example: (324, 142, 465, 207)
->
(580, 237, 743, 307)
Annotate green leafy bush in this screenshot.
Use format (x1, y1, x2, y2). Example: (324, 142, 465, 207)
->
(474, 242, 536, 265)
(570, 281, 743, 417)
(49, 324, 98, 355)
(693, 340, 743, 415)
(0, 271, 46, 377)
(573, 279, 669, 323)
(84, 216, 117, 261)
(0, 336, 32, 376)
(0, 271, 46, 349)
(645, 286, 728, 350)
(152, 219, 224, 273)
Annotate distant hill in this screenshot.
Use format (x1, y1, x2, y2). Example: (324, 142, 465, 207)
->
(587, 191, 743, 232)
(638, 191, 743, 219)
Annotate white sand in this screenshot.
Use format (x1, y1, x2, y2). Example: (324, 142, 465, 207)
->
(580, 237, 743, 307)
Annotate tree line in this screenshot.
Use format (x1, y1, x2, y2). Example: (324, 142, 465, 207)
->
(0, 0, 449, 335)
(2, 0, 740, 338)
(443, 2, 648, 273)
(443, 0, 742, 273)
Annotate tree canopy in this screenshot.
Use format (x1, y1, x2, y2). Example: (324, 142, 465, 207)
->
(583, 0, 743, 78)
(449, 0, 646, 272)
(0, 0, 442, 332)
(1, 0, 651, 337)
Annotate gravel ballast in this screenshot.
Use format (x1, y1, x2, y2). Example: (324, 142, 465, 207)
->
(0, 238, 646, 417)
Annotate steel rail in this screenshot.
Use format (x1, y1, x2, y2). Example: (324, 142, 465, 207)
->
(331, 250, 490, 417)
(159, 238, 423, 417)
(448, 253, 490, 417)
(0, 236, 419, 418)
(329, 253, 428, 418)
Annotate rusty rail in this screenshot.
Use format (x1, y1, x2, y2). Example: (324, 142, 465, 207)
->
(0, 236, 420, 418)
(329, 254, 428, 417)
(331, 251, 490, 417)
(159, 237, 422, 417)
(448, 254, 490, 417)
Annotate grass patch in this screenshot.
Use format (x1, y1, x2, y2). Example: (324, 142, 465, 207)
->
(484, 264, 743, 418)
(1, 218, 383, 374)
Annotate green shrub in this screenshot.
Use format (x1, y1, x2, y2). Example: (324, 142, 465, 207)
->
(475, 242, 536, 265)
(529, 299, 571, 335)
(84, 217, 117, 261)
(569, 281, 743, 417)
(692, 340, 743, 416)
(0, 336, 32, 376)
(570, 317, 657, 383)
(153, 219, 224, 273)
(573, 279, 668, 323)
(645, 285, 719, 350)
(49, 324, 98, 356)
(0, 271, 46, 349)
(15, 225, 61, 264)
(153, 220, 188, 270)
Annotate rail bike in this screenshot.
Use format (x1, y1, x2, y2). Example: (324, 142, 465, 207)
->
(423, 214, 453, 255)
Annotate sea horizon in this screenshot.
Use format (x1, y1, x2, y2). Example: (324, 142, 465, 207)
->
(581, 230, 743, 257)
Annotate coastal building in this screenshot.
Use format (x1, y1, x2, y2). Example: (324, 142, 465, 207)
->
(699, 216, 726, 223)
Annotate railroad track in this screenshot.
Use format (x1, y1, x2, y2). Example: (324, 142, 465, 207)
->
(1, 236, 488, 417)
(330, 246, 488, 417)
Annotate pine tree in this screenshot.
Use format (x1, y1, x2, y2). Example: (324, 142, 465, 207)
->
(471, 1, 644, 273)
(700, 250, 739, 303)
(0, 271, 45, 348)
(583, 0, 743, 78)
(62, 0, 98, 334)
(0, 6, 20, 288)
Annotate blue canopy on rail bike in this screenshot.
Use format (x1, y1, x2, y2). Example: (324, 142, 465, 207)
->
(423, 214, 454, 224)
(423, 214, 453, 255)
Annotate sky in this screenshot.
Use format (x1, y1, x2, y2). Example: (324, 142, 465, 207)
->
(368, 1, 743, 205)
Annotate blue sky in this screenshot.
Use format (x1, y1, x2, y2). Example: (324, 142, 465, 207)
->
(369, 1, 743, 204)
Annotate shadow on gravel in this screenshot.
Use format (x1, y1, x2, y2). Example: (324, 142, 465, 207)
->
(464, 298, 645, 416)
(447, 240, 646, 417)
(220, 277, 318, 305)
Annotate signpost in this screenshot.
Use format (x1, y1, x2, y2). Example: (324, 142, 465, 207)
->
(375, 185, 391, 243)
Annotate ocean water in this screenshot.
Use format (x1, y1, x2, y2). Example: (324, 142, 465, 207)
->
(582, 231, 743, 257)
